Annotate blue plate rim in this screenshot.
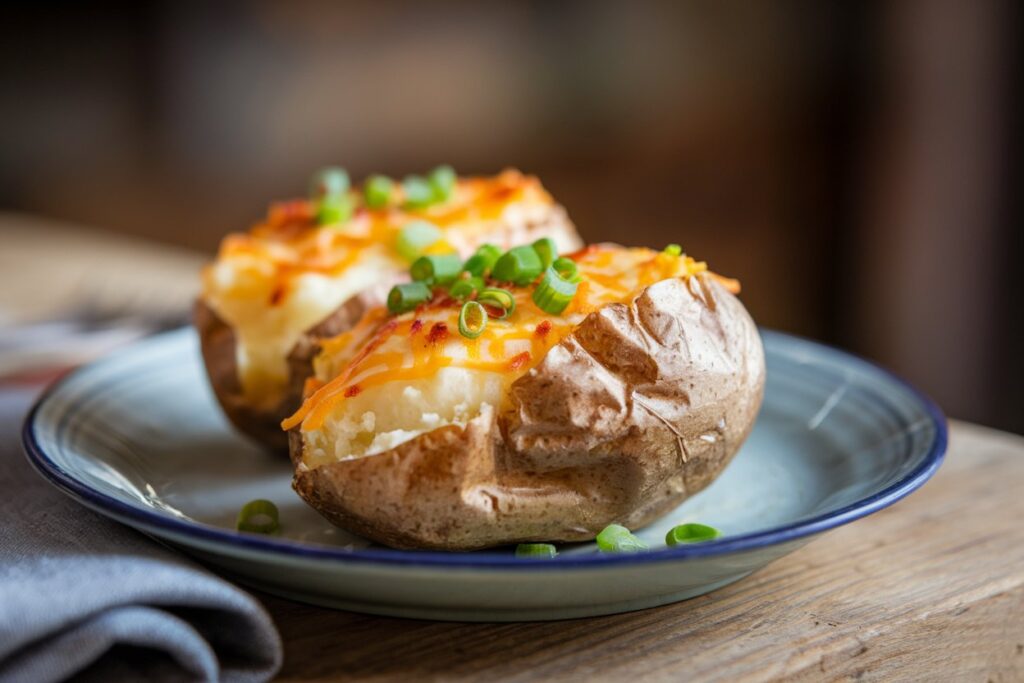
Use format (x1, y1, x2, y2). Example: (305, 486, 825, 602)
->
(21, 328, 948, 571)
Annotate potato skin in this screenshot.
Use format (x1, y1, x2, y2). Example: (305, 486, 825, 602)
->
(195, 293, 377, 451)
(291, 273, 765, 550)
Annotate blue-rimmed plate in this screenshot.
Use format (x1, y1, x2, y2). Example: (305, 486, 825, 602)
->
(22, 329, 946, 621)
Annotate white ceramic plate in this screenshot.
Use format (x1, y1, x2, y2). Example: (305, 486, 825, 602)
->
(23, 329, 946, 621)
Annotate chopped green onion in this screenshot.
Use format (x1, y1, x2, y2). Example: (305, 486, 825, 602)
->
(237, 499, 280, 535)
(492, 246, 543, 285)
(665, 523, 721, 546)
(515, 543, 558, 559)
(387, 282, 432, 314)
(551, 257, 581, 283)
(396, 221, 442, 262)
(663, 244, 682, 256)
(428, 164, 457, 202)
(458, 301, 488, 339)
(463, 244, 503, 277)
(403, 175, 435, 209)
(364, 174, 394, 209)
(310, 167, 350, 199)
(532, 266, 579, 314)
(532, 237, 558, 269)
(596, 524, 648, 553)
(411, 253, 462, 285)
(477, 287, 516, 319)
(316, 195, 353, 225)
(450, 276, 484, 300)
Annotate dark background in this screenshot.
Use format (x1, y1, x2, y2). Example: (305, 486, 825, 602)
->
(1, 1, 1020, 432)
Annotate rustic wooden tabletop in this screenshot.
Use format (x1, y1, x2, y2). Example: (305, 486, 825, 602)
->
(261, 420, 1024, 682)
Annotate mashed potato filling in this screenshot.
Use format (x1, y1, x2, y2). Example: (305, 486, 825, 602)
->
(204, 248, 396, 410)
(302, 367, 505, 469)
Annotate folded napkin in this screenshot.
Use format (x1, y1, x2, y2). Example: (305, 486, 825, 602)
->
(0, 385, 282, 683)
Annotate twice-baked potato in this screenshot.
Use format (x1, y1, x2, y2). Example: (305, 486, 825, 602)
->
(284, 243, 765, 550)
(196, 168, 582, 450)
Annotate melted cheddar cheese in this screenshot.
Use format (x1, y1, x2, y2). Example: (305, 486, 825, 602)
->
(200, 170, 577, 409)
(286, 245, 734, 461)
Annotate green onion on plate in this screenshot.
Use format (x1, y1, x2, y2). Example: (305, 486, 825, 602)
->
(462, 244, 503, 277)
(596, 524, 648, 553)
(237, 499, 280, 535)
(665, 523, 721, 546)
(364, 174, 394, 209)
(515, 543, 558, 559)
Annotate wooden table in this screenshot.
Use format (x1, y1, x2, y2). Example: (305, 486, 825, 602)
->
(262, 420, 1024, 681)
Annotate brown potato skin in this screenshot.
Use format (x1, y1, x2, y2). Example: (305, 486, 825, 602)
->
(195, 293, 377, 451)
(291, 273, 765, 550)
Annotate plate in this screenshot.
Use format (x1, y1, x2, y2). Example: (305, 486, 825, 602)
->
(23, 329, 946, 621)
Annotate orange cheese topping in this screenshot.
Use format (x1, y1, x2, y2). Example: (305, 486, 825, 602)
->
(200, 169, 558, 304)
(284, 245, 736, 432)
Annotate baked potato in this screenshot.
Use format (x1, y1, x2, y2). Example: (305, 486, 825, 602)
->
(284, 243, 765, 550)
(196, 168, 582, 450)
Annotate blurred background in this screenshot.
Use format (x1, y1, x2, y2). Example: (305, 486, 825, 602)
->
(1, 0, 1019, 432)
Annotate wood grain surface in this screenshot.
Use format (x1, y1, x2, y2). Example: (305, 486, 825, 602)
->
(261, 421, 1024, 682)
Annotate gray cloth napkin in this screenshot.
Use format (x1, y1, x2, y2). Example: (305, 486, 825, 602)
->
(0, 385, 282, 683)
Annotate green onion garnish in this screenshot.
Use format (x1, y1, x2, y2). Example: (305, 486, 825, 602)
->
(316, 195, 353, 225)
(411, 253, 462, 285)
(665, 523, 721, 546)
(403, 175, 435, 209)
(428, 164, 457, 202)
(551, 256, 581, 283)
(532, 237, 557, 269)
(458, 301, 488, 339)
(532, 266, 579, 315)
(396, 221, 442, 262)
(450, 276, 484, 300)
(237, 499, 280, 535)
(310, 167, 350, 199)
(462, 244, 503, 277)
(663, 244, 682, 256)
(515, 543, 558, 559)
(492, 246, 543, 285)
(477, 287, 516, 319)
(387, 282, 432, 313)
(364, 174, 394, 209)
(595, 524, 648, 553)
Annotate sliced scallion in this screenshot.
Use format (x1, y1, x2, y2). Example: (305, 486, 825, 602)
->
(450, 276, 484, 301)
(387, 282, 432, 314)
(515, 543, 558, 559)
(428, 164, 456, 202)
(532, 237, 557, 269)
(532, 266, 578, 314)
(316, 195, 353, 225)
(551, 257, 581, 283)
(492, 245, 543, 285)
(595, 524, 648, 553)
(396, 221, 442, 262)
(665, 523, 721, 546)
(463, 244, 502, 277)
(477, 287, 516, 319)
(663, 244, 682, 256)
(237, 499, 280, 535)
(411, 253, 462, 285)
(458, 301, 488, 339)
(364, 174, 393, 209)
(403, 175, 435, 209)
(310, 167, 350, 199)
